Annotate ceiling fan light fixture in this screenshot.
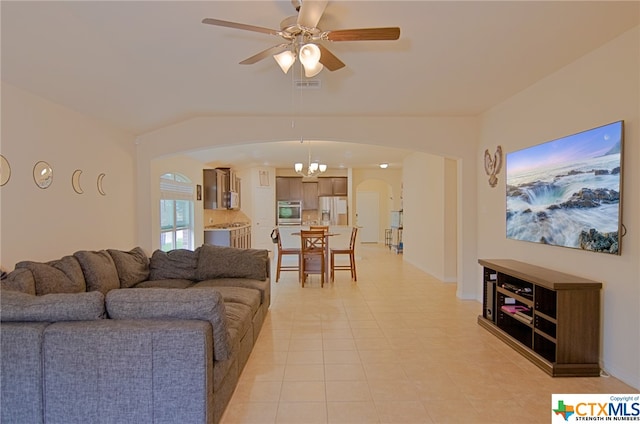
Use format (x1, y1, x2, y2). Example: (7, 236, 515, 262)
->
(299, 43, 321, 68)
(303, 61, 324, 77)
(274, 50, 296, 74)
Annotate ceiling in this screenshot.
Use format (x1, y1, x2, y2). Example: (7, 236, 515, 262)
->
(2, 1, 638, 169)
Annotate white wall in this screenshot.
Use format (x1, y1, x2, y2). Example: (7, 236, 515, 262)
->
(478, 26, 640, 388)
(403, 152, 457, 283)
(0, 83, 136, 269)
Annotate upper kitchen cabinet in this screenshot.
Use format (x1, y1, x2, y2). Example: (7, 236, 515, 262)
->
(203, 168, 240, 210)
(302, 182, 318, 210)
(276, 177, 303, 201)
(318, 177, 348, 196)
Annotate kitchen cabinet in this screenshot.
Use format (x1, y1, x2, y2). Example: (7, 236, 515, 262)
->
(302, 182, 318, 210)
(318, 177, 347, 196)
(205, 226, 251, 249)
(276, 177, 303, 201)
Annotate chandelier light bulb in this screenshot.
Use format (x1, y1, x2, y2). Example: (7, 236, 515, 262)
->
(310, 162, 319, 172)
(379, 163, 389, 169)
(319, 164, 327, 173)
(294, 163, 303, 172)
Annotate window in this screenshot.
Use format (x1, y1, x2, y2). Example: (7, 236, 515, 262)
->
(160, 173, 194, 251)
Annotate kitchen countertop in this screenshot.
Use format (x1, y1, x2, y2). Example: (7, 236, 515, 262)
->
(204, 222, 250, 231)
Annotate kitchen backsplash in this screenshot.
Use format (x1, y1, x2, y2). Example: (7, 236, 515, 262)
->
(204, 209, 250, 226)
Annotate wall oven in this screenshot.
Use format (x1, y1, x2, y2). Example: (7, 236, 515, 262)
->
(277, 200, 302, 225)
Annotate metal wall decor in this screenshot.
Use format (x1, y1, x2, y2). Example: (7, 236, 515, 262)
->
(33, 161, 53, 189)
(0, 155, 11, 186)
(71, 169, 84, 194)
(97, 173, 106, 196)
(483, 145, 503, 188)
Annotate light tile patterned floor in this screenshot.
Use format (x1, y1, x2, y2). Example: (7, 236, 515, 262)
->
(221, 244, 637, 423)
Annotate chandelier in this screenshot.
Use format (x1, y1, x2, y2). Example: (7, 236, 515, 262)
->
(294, 139, 327, 177)
(273, 36, 324, 77)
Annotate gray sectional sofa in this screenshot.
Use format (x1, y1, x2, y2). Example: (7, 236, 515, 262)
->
(0, 244, 271, 424)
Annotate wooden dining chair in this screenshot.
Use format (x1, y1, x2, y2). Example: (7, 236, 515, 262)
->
(275, 228, 300, 282)
(330, 227, 358, 282)
(309, 225, 329, 233)
(300, 229, 326, 287)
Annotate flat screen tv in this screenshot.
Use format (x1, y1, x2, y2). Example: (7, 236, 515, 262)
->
(506, 121, 624, 255)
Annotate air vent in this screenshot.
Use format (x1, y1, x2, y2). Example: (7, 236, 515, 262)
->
(294, 79, 321, 89)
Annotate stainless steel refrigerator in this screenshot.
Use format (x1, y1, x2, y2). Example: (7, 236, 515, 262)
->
(318, 196, 348, 226)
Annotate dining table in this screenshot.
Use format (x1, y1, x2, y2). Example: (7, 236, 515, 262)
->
(291, 231, 337, 283)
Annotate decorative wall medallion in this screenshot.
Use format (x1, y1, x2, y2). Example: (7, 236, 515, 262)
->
(0, 155, 11, 186)
(33, 161, 53, 189)
(72, 169, 84, 194)
(483, 145, 503, 188)
(97, 173, 106, 195)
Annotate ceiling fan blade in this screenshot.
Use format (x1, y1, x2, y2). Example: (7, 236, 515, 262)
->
(239, 44, 289, 65)
(297, 0, 328, 29)
(326, 27, 400, 42)
(202, 18, 279, 36)
(318, 45, 345, 71)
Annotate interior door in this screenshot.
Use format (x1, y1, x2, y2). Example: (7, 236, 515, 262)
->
(252, 188, 276, 250)
(356, 191, 380, 243)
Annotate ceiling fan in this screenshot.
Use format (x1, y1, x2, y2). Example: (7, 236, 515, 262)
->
(202, 0, 400, 77)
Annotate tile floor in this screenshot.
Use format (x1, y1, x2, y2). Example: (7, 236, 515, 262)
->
(221, 244, 637, 423)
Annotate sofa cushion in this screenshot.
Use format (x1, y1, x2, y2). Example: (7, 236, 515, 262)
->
(0, 290, 106, 322)
(191, 284, 260, 317)
(0, 268, 36, 295)
(74, 250, 120, 295)
(105, 288, 231, 360)
(224, 302, 253, 344)
(149, 249, 198, 281)
(193, 277, 270, 308)
(196, 245, 268, 281)
(132, 279, 194, 289)
(107, 247, 150, 288)
(16, 256, 86, 295)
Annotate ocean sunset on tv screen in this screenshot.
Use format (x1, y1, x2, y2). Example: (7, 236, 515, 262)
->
(506, 121, 623, 255)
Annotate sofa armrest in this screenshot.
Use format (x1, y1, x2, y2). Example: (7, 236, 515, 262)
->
(106, 288, 231, 360)
(1, 290, 105, 322)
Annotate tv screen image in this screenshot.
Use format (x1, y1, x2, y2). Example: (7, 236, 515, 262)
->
(505, 121, 623, 255)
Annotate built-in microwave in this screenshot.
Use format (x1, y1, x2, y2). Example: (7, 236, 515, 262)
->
(277, 200, 302, 225)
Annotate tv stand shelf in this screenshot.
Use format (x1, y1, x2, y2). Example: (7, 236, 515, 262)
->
(478, 259, 602, 377)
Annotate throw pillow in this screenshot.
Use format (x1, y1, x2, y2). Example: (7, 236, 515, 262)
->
(105, 288, 231, 360)
(0, 290, 105, 322)
(73, 250, 120, 295)
(149, 249, 198, 281)
(107, 247, 150, 288)
(196, 245, 268, 281)
(16, 255, 86, 295)
(0, 268, 36, 295)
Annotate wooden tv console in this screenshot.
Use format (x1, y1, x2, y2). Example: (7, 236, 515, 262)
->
(477, 259, 602, 377)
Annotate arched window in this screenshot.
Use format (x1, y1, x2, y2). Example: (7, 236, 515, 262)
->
(160, 173, 194, 251)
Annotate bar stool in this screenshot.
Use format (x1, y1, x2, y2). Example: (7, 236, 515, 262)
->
(330, 227, 358, 282)
(275, 228, 300, 282)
